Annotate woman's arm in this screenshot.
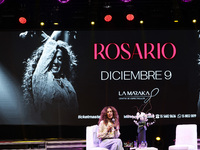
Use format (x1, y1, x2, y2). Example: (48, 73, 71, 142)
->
(114, 126, 121, 138)
(50, 31, 62, 40)
(34, 30, 68, 76)
(50, 31, 69, 43)
(97, 121, 109, 139)
(33, 38, 57, 76)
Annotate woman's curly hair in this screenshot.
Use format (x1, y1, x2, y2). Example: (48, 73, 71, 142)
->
(22, 39, 77, 104)
(98, 106, 120, 128)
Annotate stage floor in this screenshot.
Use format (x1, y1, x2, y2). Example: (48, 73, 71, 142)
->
(0, 139, 86, 149)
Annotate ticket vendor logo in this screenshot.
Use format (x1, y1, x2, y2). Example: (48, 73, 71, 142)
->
(118, 88, 159, 103)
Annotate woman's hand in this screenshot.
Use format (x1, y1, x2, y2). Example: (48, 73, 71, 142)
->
(107, 124, 114, 132)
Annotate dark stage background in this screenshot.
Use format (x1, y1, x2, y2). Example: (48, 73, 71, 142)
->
(0, 30, 200, 149)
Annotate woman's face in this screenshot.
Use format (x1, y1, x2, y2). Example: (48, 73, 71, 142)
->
(106, 108, 113, 120)
(51, 49, 63, 76)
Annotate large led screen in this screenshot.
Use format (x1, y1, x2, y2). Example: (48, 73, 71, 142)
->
(0, 30, 200, 125)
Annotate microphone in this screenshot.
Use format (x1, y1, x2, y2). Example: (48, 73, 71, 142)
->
(112, 118, 115, 123)
(112, 118, 116, 129)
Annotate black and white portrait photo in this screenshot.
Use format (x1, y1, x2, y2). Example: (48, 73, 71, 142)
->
(21, 31, 78, 124)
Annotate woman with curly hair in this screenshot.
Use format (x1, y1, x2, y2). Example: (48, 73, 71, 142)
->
(21, 31, 78, 124)
(97, 106, 124, 150)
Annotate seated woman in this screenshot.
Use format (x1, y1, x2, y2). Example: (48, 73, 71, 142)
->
(97, 106, 124, 150)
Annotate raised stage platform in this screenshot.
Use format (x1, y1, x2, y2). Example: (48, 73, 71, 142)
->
(0, 139, 86, 150)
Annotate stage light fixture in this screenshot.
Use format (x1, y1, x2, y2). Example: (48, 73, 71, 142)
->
(156, 137, 161, 141)
(91, 21, 95, 26)
(121, 0, 132, 2)
(182, 0, 192, 2)
(58, 0, 70, 3)
(126, 14, 134, 21)
(192, 19, 197, 23)
(0, 0, 5, 5)
(140, 20, 144, 24)
(40, 22, 45, 26)
(54, 22, 59, 25)
(104, 15, 112, 22)
(174, 20, 179, 23)
(19, 17, 27, 24)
